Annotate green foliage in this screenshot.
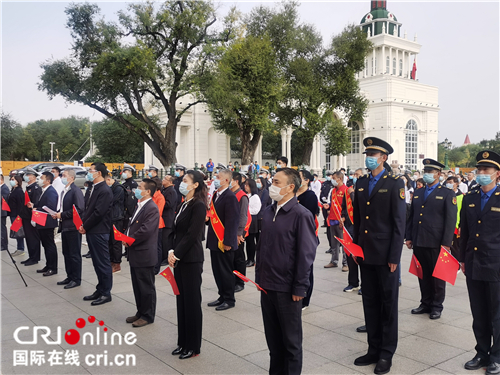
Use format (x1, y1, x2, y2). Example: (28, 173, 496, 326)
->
(1, 113, 23, 160)
(261, 128, 282, 161)
(322, 117, 351, 156)
(438, 138, 499, 169)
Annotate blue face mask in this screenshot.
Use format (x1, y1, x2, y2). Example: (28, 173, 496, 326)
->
(256, 182, 262, 189)
(23, 175, 30, 182)
(214, 179, 221, 189)
(229, 182, 234, 189)
(121, 172, 128, 180)
(61, 177, 68, 185)
(148, 172, 153, 178)
(445, 183, 454, 189)
(10, 180, 16, 187)
(365, 156, 380, 171)
(326, 176, 331, 181)
(332, 179, 338, 187)
(353, 177, 357, 184)
(276, 164, 282, 170)
(86, 172, 95, 182)
(439, 176, 444, 182)
(476, 172, 496, 186)
(134, 189, 143, 200)
(175, 171, 181, 177)
(179, 182, 190, 196)
(423, 173, 436, 185)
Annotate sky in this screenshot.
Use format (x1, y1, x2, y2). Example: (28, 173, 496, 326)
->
(1, 0, 499, 147)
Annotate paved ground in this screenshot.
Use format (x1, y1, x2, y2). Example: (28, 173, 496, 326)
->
(1, 228, 481, 375)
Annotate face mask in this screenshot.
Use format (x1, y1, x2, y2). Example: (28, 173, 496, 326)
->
(423, 173, 436, 184)
(61, 177, 68, 185)
(38, 179, 45, 187)
(175, 171, 180, 177)
(326, 176, 331, 181)
(134, 189, 143, 200)
(10, 180, 16, 187)
(365, 156, 380, 170)
(84, 187, 88, 192)
(179, 182, 190, 196)
(413, 175, 418, 180)
(476, 172, 496, 186)
(276, 164, 282, 170)
(214, 179, 221, 189)
(148, 172, 153, 178)
(256, 182, 262, 189)
(121, 172, 128, 179)
(269, 184, 288, 202)
(445, 183, 454, 189)
(229, 182, 234, 189)
(86, 172, 95, 182)
(24, 175, 30, 182)
(332, 179, 338, 187)
(353, 177, 357, 184)
(349, 176, 353, 180)
(439, 176, 444, 182)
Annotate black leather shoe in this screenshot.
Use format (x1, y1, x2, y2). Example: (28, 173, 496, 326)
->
(83, 291, 101, 301)
(430, 311, 441, 320)
(43, 269, 57, 277)
(374, 358, 392, 374)
(21, 259, 30, 264)
(179, 350, 198, 359)
(356, 325, 367, 333)
(234, 285, 244, 293)
(36, 266, 49, 273)
(246, 260, 255, 267)
(465, 355, 489, 370)
(207, 300, 223, 307)
(64, 281, 80, 289)
(57, 278, 71, 285)
(486, 362, 500, 375)
(171, 346, 183, 355)
(215, 302, 234, 311)
(24, 260, 38, 266)
(411, 306, 431, 314)
(354, 354, 378, 366)
(91, 295, 112, 306)
(82, 252, 91, 258)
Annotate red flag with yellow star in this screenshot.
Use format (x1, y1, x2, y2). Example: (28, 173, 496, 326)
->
(409, 254, 423, 279)
(31, 210, 47, 226)
(432, 247, 459, 285)
(73, 205, 83, 230)
(113, 225, 135, 246)
(160, 267, 179, 295)
(335, 226, 364, 259)
(10, 215, 23, 232)
(24, 191, 30, 205)
(2, 197, 11, 212)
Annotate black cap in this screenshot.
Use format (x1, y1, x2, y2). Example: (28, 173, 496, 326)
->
(422, 158, 445, 171)
(476, 150, 500, 170)
(363, 137, 394, 155)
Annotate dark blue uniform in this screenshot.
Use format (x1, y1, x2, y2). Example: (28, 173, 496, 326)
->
(20, 182, 41, 263)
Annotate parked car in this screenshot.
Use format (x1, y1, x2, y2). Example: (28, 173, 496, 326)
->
(9, 162, 64, 178)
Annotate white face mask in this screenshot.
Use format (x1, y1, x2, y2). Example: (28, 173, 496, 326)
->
(269, 184, 289, 202)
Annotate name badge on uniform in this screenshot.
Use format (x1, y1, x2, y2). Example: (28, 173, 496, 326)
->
(492, 207, 500, 212)
(469, 204, 475, 207)
(435, 196, 443, 200)
(358, 188, 364, 192)
(379, 189, 388, 193)
(414, 196, 419, 199)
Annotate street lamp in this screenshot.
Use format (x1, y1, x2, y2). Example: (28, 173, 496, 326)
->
(49, 142, 55, 162)
(443, 138, 452, 169)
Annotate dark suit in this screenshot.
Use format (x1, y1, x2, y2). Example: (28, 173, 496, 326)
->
(1, 184, 10, 250)
(34, 185, 59, 271)
(406, 184, 457, 313)
(125, 199, 159, 323)
(172, 199, 206, 354)
(60, 183, 85, 284)
(353, 170, 406, 360)
(460, 186, 500, 363)
(20, 182, 41, 262)
(109, 182, 125, 264)
(83, 181, 113, 297)
(7, 186, 25, 250)
(342, 188, 359, 288)
(161, 185, 177, 261)
(207, 188, 239, 306)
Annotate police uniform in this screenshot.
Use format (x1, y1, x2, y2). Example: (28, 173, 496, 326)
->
(352, 137, 406, 370)
(406, 159, 457, 319)
(121, 163, 138, 192)
(173, 163, 186, 206)
(19, 168, 42, 265)
(459, 151, 500, 373)
(148, 165, 162, 190)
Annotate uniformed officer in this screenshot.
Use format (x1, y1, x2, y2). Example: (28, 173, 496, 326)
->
(147, 165, 162, 190)
(459, 151, 500, 374)
(20, 168, 42, 266)
(406, 159, 457, 320)
(121, 164, 138, 191)
(174, 163, 186, 206)
(352, 137, 406, 375)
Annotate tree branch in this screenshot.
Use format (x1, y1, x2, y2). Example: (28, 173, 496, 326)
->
(175, 100, 205, 122)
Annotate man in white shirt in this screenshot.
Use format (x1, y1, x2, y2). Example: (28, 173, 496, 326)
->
(310, 174, 322, 201)
(51, 167, 65, 210)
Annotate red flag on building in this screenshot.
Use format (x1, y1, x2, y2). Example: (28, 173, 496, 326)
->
(335, 226, 364, 259)
(409, 254, 423, 279)
(233, 270, 267, 294)
(24, 191, 30, 205)
(432, 247, 459, 285)
(32, 210, 47, 226)
(410, 58, 417, 80)
(160, 267, 180, 295)
(113, 225, 135, 246)
(2, 198, 11, 212)
(10, 215, 23, 232)
(73, 205, 83, 230)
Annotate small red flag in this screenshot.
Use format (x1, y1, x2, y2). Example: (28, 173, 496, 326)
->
(2, 197, 11, 212)
(206, 209, 213, 218)
(24, 191, 30, 205)
(32, 210, 47, 226)
(160, 267, 180, 295)
(233, 270, 267, 294)
(410, 58, 417, 80)
(73, 205, 83, 230)
(10, 215, 23, 232)
(409, 254, 423, 279)
(432, 247, 459, 285)
(113, 225, 135, 246)
(335, 226, 364, 259)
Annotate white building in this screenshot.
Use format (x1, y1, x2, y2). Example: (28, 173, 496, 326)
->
(145, 0, 439, 173)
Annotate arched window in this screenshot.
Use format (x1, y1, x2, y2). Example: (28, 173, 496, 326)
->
(392, 57, 396, 75)
(399, 59, 403, 76)
(405, 119, 418, 170)
(349, 122, 360, 154)
(386, 56, 390, 74)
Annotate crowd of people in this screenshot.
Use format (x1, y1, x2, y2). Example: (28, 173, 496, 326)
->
(1, 140, 500, 375)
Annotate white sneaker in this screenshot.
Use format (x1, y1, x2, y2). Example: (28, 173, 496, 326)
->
(302, 306, 308, 311)
(12, 250, 25, 257)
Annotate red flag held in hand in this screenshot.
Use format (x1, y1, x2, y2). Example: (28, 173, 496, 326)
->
(73, 205, 83, 230)
(32, 210, 47, 226)
(160, 267, 179, 295)
(10, 215, 23, 232)
(113, 225, 135, 246)
(2, 198, 11, 212)
(335, 226, 364, 259)
(233, 270, 267, 294)
(432, 247, 459, 285)
(24, 191, 30, 205)
(409, 254, 423, 279)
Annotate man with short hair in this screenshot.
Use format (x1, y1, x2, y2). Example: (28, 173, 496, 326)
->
(147, 165, 162, 190)
(466, 171, 478, 191)
(51, 167, 65, 210)
(20, 168, 41, 266)
(105, 175, 125, 273)
(256, 167, 317, 375)
(174, 163, 186, 206)
(276, 156, 288, 169)
(206, 159, 214, 179)
(161, 175, 177, 265)
(79, 163, 113, 306)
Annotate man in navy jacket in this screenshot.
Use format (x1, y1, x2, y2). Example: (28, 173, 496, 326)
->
(79, 163, 113, 306)
(1, 175, 9, 251)
(256, 168, 317, 375)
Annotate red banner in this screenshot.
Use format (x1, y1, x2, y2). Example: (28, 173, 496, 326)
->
(10, 215, 23, 232)
(160, 267, 180, 295)
(2, 197, 11, 212)
(209, 200, 226, 252)
(32, 210, 47, 226)
(314, 216, 319, 237)
(113, 225, 135, 246)
(233, 270, 267, 294)
(73, 205, 83, 230)
(335, 226, 364, 259)
(345, 192, 354, 224)
(409, 254, 423, 279)
(432, 247, 459, 285)
(24, 191, 30, 206)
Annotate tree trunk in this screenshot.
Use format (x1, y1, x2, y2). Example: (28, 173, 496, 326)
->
(240, 128, 261, 166)
(300, 138, 314, 166)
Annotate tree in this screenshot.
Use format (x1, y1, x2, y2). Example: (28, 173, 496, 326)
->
(201, 35, 280, 165)
(261, 128, 282, 162)
(1, 113, 25, 160)
(39, 1, 237, 167)
(322, 117, 351, 158)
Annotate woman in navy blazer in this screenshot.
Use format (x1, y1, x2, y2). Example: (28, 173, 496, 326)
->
(168, 170, 208, 359)
(7, 175, 25, 251)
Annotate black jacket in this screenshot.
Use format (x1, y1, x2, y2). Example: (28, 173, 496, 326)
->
(60, 183, 85, 232)
(125, 199, 159, 268)
(206, 188, 239, 251)
(161, 185, 177, 228)
(172, 199, 206, 263)
(459, 186, 500, 281)
(406, 184, 457, 248)
(82, 181, 113, 234)
(1, 184, 10, 217)
(7, 186, 24, 218)
(353, 171, 406, 265)
(34, 185, 59, 229)
(20, 182, 41, 220)
(110, 181, 125, 222)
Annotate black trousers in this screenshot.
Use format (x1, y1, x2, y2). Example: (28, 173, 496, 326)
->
(466, 277, 500, 363)
(302, 265, 314, 307)
(450, 233, 460, 261)
(130, 266, 156, 323)
(175, 262, 203, 353)
(360, 263, 399, 360)
(38, 228, 58, 271)
(154, 228, 163, 274)
(246, 232, 258, 262)
(413, 246, 446, 313)
(1, 216, 8, 250)
(109, 220, 123, 264)
(234, 242, 247, 288)
(10, 217, 24, 250)
(62, 230, 82, 284)
(261, 290, 303, 375)
(22, 218, 40, 261)
(210, 249, 235, 306)
(347, 255, 360, 287)
(162, 226, 173, 261)
(87, 233, 112, 297)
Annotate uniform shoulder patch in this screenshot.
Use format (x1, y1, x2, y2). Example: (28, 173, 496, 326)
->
(452, 196, 457, 205)
(400, 188, 405, 200)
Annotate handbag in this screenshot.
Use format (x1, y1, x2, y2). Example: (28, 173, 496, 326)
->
(10, 226, 25, 239)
